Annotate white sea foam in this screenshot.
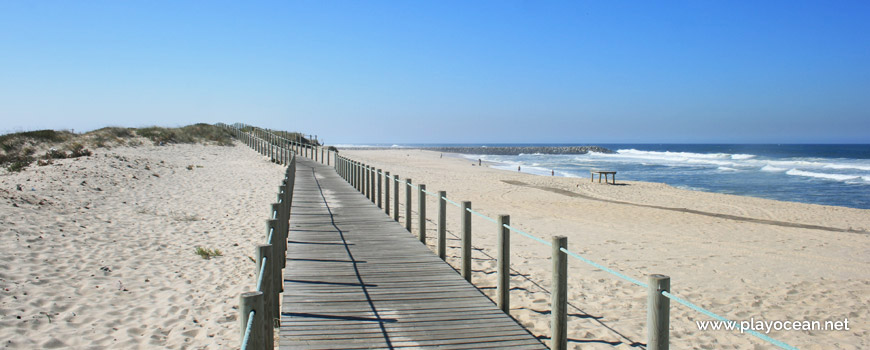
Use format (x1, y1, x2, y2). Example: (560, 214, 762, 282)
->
(823, 163, 870, 171)
(333, 144, 385, 148)
(766, 159, 870, 172)
(717, 167, 739, 172)
(616, 149, 749, 160)
(731, 154, 757, 160)
(760, 165, 787, 172)
(785, 169, 862, 182)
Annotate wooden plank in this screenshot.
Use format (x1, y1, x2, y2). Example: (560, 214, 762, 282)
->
(280, 158, 545, 349)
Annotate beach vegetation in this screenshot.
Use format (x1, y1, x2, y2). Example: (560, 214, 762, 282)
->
(1, 124, 302, 173)
(68, 143, 93, 157)
(195, 246, 223, 259)
(5, 156, 33, 172)
(136, 124, 234, 146)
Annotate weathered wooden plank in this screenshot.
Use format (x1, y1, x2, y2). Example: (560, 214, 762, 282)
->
(280, 158, 545, 349)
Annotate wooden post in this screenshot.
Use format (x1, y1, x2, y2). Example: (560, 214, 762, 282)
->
(370, 167, 376, 204)
(418, 184, 426, 244)
(393, 175, 400, 222)
(239, 292, 265, 350)
(405, 179, 412, 232)
(438, 191, 446, 261)
(497, 215, 510, 313)
(363, 165, 368, 198)
(461, 201, 472, 282)
(648, 274, 671, 350)
(272, 203, 286, 269)
(384, 171, 391, 216)
(256, 245, 275, 350)
(367, 166, 373, 201)
(551, 236, 568, 350)
(377, 169, 382, 209)
(361, 163, 367, 195)
(266, 220, 281, 311)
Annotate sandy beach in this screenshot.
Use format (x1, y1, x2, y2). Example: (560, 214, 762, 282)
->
(340, 149, 870, 349)
(0, 141, 285, 349)
(2, 140, 867, 349)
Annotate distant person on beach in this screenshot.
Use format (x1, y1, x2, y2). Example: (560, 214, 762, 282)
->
(552, 170, 554, 176)
(440, 153, 442, 158)
(518, 166, 521, 172)
(478, 159, 481, 166)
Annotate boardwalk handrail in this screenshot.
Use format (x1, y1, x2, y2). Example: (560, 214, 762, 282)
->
(328, 152, 800, 350)
(215, 123, 300, 350)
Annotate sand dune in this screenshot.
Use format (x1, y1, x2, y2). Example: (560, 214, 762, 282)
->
(0, 141, 284, 349)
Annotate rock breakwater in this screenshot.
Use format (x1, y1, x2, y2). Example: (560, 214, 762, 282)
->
(426, 146, 614, 155)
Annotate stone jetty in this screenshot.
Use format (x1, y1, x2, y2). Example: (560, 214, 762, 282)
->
(425, 146, 615, 155)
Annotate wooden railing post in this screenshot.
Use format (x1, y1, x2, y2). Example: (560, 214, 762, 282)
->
(266, 220, 281, 321)
(461, 201, 472, 282)
(497, 214, 510, 313)
(239, 292, 265, 349)
(648, 274, 671, 350)
(384, 171, 391, 215)
(438, 191, 447, 261)
(405, 179, 413, 232)
(272, 202, 286, 269)
(393, 175, 400, 222)
(256, 244, 275, 350)
(368, 165, 374, 201)
(377, 169, 383, 209)
(355, 162, 360, 192)
(551, 236, 568, 350)
(418, 184, 426, 243)
(362, 164, 368, 197)
(370, 167, 376, 204)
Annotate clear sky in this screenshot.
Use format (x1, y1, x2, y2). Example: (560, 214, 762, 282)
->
(1, 1, 868, 143)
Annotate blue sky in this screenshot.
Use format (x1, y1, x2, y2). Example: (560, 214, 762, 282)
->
(1, 1, 868, 143)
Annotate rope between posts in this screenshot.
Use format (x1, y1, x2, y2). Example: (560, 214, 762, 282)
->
(661, 291, 798, 350)
(559, 247, 648, 288)
(442, 196, 461, 208)
(256, 256, 268, 291)
(240, 310, 255, 350)
(466, 208, 499, 224)
(502, 224, 552, 247)
(421, 188, 441, 198)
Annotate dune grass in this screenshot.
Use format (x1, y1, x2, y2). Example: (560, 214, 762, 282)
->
(194, 246, 223, 259)
(0, 123, 236, 172)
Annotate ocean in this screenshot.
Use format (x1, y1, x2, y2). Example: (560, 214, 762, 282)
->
(337, 144, 870, 209)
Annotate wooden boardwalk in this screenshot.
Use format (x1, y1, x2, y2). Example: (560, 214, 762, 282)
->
(279, 158, 546, 349)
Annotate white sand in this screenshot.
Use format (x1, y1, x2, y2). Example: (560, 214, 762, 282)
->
(342, 149, 870, 350)
(2, 142, 866, 349)
(0, 141, 285, 349)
